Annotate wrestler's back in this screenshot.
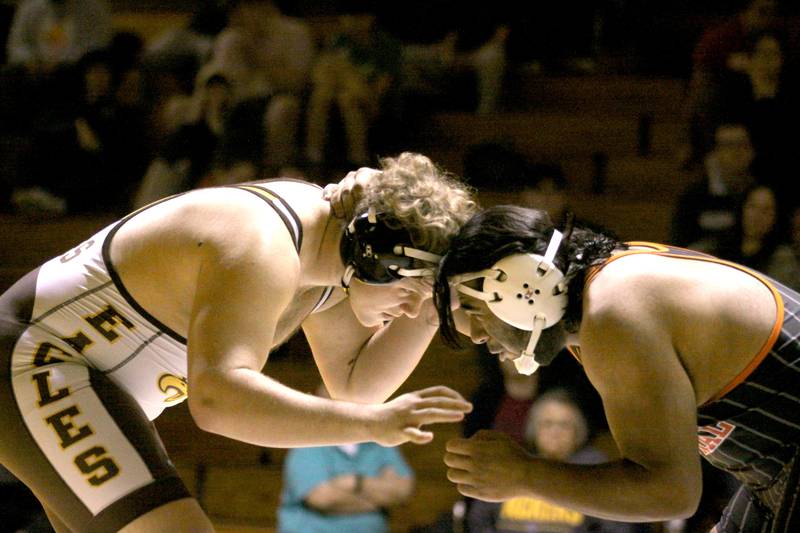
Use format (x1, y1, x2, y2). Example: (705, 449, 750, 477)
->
(582, 251, 778, 406)
(110, 182, 330, 346)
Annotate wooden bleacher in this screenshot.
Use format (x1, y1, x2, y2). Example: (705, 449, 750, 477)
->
(417, 74, 690, 203)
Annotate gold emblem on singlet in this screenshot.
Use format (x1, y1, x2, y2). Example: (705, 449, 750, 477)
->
(158, 374, 188, 403)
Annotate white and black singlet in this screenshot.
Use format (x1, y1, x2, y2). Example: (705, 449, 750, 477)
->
(0, 181, 332, 532)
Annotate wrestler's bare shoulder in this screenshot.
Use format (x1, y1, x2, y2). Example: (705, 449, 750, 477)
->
(108, 186, 316, 336)
(120, 182, 328, 253)
(582, 251, 778, 404)
(581, 253, 679, 319)
(585, 251, 774, 310)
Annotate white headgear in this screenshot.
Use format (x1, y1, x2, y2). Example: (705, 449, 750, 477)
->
(451, 230, 568, 375)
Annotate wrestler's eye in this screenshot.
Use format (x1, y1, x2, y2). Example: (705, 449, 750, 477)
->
(460, 301, 479, 313)
(462, 307, 483, 319)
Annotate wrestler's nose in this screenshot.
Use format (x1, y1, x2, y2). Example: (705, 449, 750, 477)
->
(469, 317, 489, 344)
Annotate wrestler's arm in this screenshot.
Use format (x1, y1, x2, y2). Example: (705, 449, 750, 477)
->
(576, 303, 702, 519)
(302, 298, 438, 404)
(186, 209, 469, 447)
(446, 295, 702, 521)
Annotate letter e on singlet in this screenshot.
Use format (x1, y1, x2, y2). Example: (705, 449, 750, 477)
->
(84, 305, 135, 342)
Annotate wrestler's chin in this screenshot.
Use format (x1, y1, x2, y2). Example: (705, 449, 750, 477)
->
(352, 311, 386, 328)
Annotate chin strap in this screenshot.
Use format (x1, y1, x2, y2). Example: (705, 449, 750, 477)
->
(341, 265, 355, 293)
(514, 315, 547, 375)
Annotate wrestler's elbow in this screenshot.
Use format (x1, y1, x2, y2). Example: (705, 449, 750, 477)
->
(619, 458, 701, 520)
(658, 489, 700, 520)
(679, 485, 702, 518)
(648, 469, 702, 519)
(187, 369, 229, 433)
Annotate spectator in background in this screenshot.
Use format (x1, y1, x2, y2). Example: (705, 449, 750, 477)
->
(464, 357, 540, 443)
(304, 9, 402, 177)
(377, 2, 509, 115)
(766, 203, 800, 291)
(5, 0, 111, 73)
(133, 69, 233, 208)
(142, 0, 229, 104)
(278, 383, 415, 533)
(672, 122, 755, 249)
(466, 389, 642, 532)
(205, 0, 314, 180)
(11, 46, 149, 215)
(717, 31, 799, 193)
(711, 183, 800, 291)
(0, 0, 112, 209)
(710, 183, 782, 269)
(682, 0, 779, 164)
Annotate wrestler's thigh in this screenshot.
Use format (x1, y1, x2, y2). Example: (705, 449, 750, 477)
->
(44, 504, 74, 533)
(119, 497, 213, 533)
(1, 360, 193, 531)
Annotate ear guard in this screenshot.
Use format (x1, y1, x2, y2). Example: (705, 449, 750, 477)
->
(451, 230, 568, 375)
(340, 208, 442, 287)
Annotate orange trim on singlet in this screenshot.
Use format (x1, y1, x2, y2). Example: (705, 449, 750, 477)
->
(566, 345, 582, 363)
(581, 242, 784, 404)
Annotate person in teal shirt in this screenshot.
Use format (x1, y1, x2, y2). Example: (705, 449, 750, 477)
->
(278, 440, 414, 533)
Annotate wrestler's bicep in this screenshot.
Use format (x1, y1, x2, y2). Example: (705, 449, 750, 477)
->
(580, 309, 702, 491)
(187, 231, 298, 379)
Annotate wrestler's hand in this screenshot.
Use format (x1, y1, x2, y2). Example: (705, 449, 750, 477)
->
(368, 386, 472, 447)
(323, 167, 381, 220)
(444, 430, 534, 501)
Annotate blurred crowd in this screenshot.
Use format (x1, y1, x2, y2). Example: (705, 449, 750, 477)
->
(2, 0, 795, 223)
(1, 1, 799, 531)
(0, 0, 520, 216)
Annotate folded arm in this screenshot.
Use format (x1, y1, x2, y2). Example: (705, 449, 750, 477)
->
(305, 474, 381, 514)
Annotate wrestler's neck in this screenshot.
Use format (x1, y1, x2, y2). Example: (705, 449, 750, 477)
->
(298, 205, 348, 288)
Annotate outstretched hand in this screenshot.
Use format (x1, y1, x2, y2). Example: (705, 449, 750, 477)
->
(444, 429, 534, 501)
(370, 386, 472, 447)
(322, 167, 381, 220)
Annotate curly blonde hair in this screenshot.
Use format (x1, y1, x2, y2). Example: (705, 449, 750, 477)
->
(355, 152, 478, 254)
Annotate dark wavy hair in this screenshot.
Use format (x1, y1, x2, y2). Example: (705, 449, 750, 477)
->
(433, 205, 624, 346)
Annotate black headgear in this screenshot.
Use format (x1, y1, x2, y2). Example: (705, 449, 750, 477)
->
(340, 209, 442, 287)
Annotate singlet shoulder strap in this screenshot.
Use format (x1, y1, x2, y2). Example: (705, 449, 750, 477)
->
(584, 242, 671, 287)
(231, 184, 304, 253)
(310, 286, 336, 314)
